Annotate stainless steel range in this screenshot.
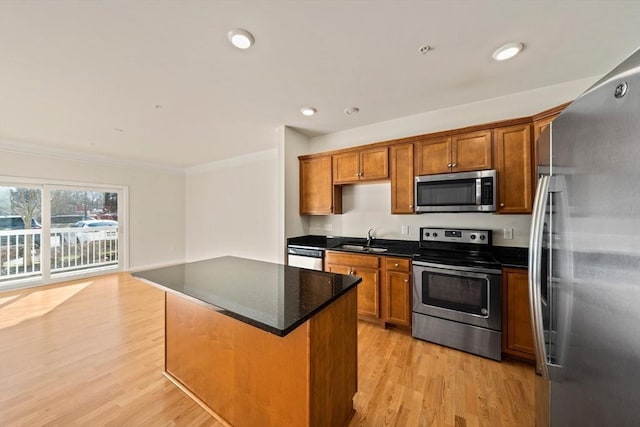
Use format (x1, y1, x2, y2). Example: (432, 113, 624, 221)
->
(412, 227, 502, 360)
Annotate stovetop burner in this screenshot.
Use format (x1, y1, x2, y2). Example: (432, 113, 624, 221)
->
(414, 227, 501, 270)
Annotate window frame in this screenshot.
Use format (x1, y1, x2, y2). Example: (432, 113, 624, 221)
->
(0, 176, 128, 290)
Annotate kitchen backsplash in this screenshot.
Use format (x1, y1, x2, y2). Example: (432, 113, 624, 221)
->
(307, 182, 531, 247)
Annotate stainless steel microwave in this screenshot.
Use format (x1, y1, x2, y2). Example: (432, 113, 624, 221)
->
(414, 169, 496, 213)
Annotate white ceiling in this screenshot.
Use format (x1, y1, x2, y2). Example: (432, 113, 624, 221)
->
(1, 1, 639, 168)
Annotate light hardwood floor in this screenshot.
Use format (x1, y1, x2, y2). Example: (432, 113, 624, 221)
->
(0, 273, 534, 426)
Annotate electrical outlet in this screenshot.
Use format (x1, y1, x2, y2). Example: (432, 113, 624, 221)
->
(503, 228, 513, 240)
(401, 225, 409, 235)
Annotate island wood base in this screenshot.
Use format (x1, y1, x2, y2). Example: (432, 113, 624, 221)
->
(164, 288, 357, 427)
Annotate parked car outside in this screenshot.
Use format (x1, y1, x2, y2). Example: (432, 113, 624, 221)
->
(71, 220, 118, 245)
(0, 215, 41, 246)
(51, 214, 92, 227)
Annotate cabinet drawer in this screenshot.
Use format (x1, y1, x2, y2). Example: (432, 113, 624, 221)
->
(384, 257, 411, 272)
(325, 251, 380, 269)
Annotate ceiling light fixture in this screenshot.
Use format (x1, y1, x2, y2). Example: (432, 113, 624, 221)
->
(418, 45, 431, 54)
(344, 107, 360, 115)
(228, 28, 255, 49)
(300, 107, 317, 116)
(492, 42, 524, 61)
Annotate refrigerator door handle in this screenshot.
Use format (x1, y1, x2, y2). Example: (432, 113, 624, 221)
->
(529, 175, 550, 379)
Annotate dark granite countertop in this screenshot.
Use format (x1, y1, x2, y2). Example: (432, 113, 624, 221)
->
(288, 235, 529, 268)
(133, 256, 361, 337)
(492, 246, 529, 269)
(287, 235, 419, 258)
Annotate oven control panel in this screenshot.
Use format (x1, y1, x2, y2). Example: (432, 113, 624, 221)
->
(420, 227, 491, 245)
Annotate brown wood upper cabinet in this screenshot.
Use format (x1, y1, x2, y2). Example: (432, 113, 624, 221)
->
(494, 124, 533, 214)
(299, 155, 342, 215)
(390, 143, 414, 214)
(415, 130, 492, 175)
(333, 146, 389, 184)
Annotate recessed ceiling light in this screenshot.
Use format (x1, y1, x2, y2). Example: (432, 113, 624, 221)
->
(418, 45, 431, 54)
(344, 107, 360, 115)
(228, 28, 254, 49)
(300, 107, 317, 116)
(492, 42, 524, 61)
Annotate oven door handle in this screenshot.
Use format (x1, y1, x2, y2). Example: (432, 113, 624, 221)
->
(413, 261, 501, 276)
(413, 262, 501, 276)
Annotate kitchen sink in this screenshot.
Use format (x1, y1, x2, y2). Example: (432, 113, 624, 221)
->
(336, 244, 388, 253)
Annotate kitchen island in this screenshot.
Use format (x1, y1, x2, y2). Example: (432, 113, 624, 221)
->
(133, 256, 361, 427)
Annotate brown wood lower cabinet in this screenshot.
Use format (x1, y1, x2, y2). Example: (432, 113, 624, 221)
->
(325, 251, 412, 329)
(325, 251, 380, 320)
(165, 289, 357, 427)
(502, 267, 535, 362)
(383, 257, 412, 329)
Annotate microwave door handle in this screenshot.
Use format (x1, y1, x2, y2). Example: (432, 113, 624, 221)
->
(529, 175, 551, 379)
(475, 178, 482, 205)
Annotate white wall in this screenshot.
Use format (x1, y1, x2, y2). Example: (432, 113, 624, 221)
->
(185, 149, 281, 263)
(0, 146, 185, 270)
(307, 182, 532, 246)
(287, 76, 600, 248)
(282, 126, 310, 239)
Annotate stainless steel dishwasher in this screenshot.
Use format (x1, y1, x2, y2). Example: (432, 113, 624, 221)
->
(287, 245, 324, 271)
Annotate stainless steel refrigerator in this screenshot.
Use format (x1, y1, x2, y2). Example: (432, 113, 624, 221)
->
(529, 48, 640, 427)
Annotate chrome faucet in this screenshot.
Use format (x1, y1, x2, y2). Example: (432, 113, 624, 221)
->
(366, 228, 375, 246)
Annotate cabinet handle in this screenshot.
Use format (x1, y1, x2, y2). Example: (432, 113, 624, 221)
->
(409, 204, 413, 208)
(394, 263, 399, 267)
(451, 163, 457, 168)
(447, 163, 452, 168)
(500, 203, 505, 207)
(404, 279, 409, 283)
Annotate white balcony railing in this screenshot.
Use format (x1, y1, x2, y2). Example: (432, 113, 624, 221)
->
(0, 226, 119, 283)
(0, 228, 41, 281)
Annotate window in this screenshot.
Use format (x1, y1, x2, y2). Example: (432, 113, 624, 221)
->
(0, 185, 42, 282)
(0, 180, 126, 289)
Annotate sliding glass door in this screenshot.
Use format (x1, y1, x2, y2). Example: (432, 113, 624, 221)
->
(0, 185, 42, 282)
(0, 180, 125, 288)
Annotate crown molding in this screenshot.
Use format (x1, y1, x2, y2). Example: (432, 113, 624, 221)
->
(0, 137, 186, 175)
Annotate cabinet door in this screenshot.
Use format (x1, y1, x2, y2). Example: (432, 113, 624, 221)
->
(300, 156, 340, 215)
(385, 271, 411, 328)
(495, 124, 533, 214)
(326, 263, 351, 276)
(502, 268, 535, 361)
(383, 257, 411, 328)
(326, 251, 381, 320)
(359, 147, 389, 181)
(390, 143, 414, 214)
(533, 115, 557, 179)
(333, 151, 360, 184)
(414, 137, 451, 175)
(452, 130, 492, 172)
(351, 266, 380, 318)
